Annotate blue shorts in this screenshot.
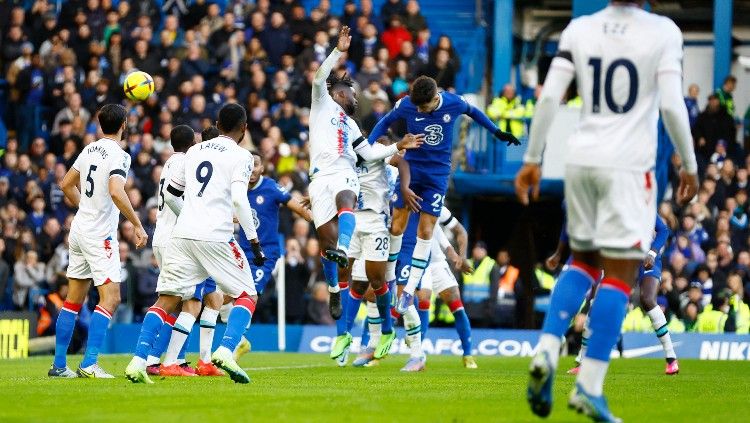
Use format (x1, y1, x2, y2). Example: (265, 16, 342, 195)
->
(393, 171, 448, 217)
(638, 260, 662, 283)
(395, 259, 412, 286)
(192, 278, 217, 302)
(246, 251, 278, 294)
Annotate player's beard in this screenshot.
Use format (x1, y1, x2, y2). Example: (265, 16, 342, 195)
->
(344, 102, 356, 116)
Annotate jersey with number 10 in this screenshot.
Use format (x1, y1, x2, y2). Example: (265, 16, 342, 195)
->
(369, 92, 470, 176)
(170, 135, 254, 242)
(557, 5, 683, 171)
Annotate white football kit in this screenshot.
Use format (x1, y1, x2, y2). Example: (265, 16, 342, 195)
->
(151, 152, 184, 266)
(525, 5, 696, 258)
(158, 136, 256, 299)
(67, 137, 131, 285)
(348, 157, 397, 262)
(308, 48, 400, 228)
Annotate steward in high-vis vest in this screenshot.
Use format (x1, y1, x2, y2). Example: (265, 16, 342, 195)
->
(487, 84, 525, 139)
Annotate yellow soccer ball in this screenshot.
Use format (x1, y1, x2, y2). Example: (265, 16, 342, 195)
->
(123, 70, 154, 101)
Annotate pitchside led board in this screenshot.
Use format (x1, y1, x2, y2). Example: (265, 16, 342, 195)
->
(0, 312, 35, 359)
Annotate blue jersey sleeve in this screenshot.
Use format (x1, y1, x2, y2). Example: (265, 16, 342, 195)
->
(465, 103, 500, 135)
(651, 216, 670, 253)
(369, 100, 402, 142)
(275, 183, 292, 204)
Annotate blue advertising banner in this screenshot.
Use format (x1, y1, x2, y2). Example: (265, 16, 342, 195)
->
(100, 324, 750, 361)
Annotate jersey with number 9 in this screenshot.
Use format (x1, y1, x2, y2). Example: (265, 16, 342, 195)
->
(169, 135, 254, 242)
(70, 137, 131, 240)
(557, 6, 683, 171)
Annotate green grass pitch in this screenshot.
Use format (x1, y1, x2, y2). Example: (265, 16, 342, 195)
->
(1, 353, 748, 422)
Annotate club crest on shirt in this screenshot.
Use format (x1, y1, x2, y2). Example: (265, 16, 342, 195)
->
(443, 114, 451, 123)
(256, 195, 264, 205)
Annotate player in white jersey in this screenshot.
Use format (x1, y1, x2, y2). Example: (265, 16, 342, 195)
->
(307, 25, 423, 320)
(143, 125, 227, 378)
(126, 104, 265, 384)
(514, 2, 698, 421)
(49, 104, 148, 379)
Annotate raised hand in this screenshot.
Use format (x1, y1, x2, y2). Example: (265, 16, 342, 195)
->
(396, 133, 425, 150)
(514, 163, 541, 206)
(337, 26, 352, 52)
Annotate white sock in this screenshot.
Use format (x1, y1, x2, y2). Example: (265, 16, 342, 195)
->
(537, 333, 562, 369)
(219, 303, 232, 322)
(130, 356, 146, 369)
(646, 306, 676, 359)
(328, 284, 340, 294)
(404, 237, 431, 295)
(366, 301, 381, 348)
(403, 304, 422, 358)
(146, 355, 161, 366)
(576, 323, 591, 364)
(577, 357, 609, 396)
(163, 312, 195, 366)
(386, 234, 403, 281)
(199, 307, 220, 363)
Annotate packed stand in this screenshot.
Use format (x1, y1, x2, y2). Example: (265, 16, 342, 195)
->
(0, 0, 463, 329)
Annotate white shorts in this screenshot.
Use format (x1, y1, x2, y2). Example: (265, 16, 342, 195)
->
(153, 244, 165, 268)
(420, 260, 459, 293)
(66, 231, 120, 286)
(565, 165, 655, 259)
(351, 258, 367, 282)
(309, 169, 360, 228)
(158, 238, 256, 300)
(349, 210, 389, 262)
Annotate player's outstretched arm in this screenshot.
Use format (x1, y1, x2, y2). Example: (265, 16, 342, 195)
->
(465, 104, 520, 146)
(232, 181, 265, 266)
(368, 108, 399, 143)
(391, 153, 421, 212)
(60, 167, 81, 208)
(286, 196, 313, 223)
(109, 177, 147, 248)
(312, 26, 351, 102)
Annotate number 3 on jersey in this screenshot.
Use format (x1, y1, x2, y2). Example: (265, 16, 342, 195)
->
(588, 57, 638, 114)
(196, 161, 213, 197)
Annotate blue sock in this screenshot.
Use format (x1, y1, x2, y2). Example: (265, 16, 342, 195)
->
(148, 316, 175, 360)
(375, 285, 393, 334)
(321, 257, 339, 288)
(450, 302, 472, 356)
(336, 208, 356, 252)
(361, 318, 371, 346)
(80, 305, 112, 368)
(335, 286, 349, 336)
(541, 262, 596, 337)
(134, 307, 168, 360)
(178, 332, 189, 362)
(417, 298, 430, 340)
(345, 289, 363, 333)
(53, 302, 81, 368)
(585, 278, 630, 362)
(220, 297, 255, 351)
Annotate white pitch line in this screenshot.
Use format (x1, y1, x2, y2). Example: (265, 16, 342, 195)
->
(242, 364, 327, 371)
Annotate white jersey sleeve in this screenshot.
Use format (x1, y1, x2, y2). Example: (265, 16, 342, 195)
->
(152, 153, 184, 248)
(69, 138, 131, 240)
(439, 206, 458, 230)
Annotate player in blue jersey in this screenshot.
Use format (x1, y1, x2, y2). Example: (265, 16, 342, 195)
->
(368, 76, 520, 314)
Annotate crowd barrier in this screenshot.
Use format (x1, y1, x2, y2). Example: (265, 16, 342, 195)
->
(2, 313, 748, 360)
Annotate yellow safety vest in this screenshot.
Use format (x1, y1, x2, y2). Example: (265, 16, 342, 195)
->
(667, 316, 686, 334)
(487, 96, 526, 138)
(524, 99, 535, 119)
(731, 295, 750, 334)
(622, 307, 652, 332)
(696, 309, 728, 333)
(715, 88, 735, 116)
(463, 257, 496, 302)
(535, 268, 555, 291)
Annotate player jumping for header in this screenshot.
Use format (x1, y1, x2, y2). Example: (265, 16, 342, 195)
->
(307, 25, 423, 320)
(368, 75, 520, 316)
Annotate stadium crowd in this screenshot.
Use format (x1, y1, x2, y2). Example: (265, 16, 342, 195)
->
(0, 0, 748, 338)
(0, 0, 463, 329)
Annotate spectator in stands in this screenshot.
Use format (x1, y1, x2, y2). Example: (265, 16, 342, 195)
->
(423, 48, 456, 91)
(695, 94, 737, 165)
(260, 12, 294, 68)
(685, 83, 700, 129)
(404, 0, 427, 36)
(351, 22, 382, 69)
(362, 98, 389, 135)
(494, 249, 519, 298)
(13, 250, 46, 310)
(381, 0, 407, 26)
(285, 238, 310, 324)
(487, 84, 525, 140)
(432, 34, 460, 71)
(308, 281, 335, 325)
(715, 75, 737, 117)
(727, 273, 750, 333)
(696, 289, 732, 333)
(0, 239, 9, 309)
(381, 15, 411, 59)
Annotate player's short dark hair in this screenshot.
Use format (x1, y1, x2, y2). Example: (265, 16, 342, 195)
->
(251, 151, 262, 161)
(97, 104, 127, 134)
(410, 76, 437, 106)
(327, 72, 354, 93)
(201, 125, 220, 141)
(170, 125, 195, 153)
(217, 103, 247, 133)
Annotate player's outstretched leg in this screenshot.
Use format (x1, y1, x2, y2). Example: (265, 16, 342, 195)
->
(569, 277, 629, 423)
(211, 294, 256, 384)
(145, 315, 176, 375)
(641, 275, 678, 375)
(397, 236, 430, 313)
(49, 300, 82, 378)
(325, 208, 356, 267)
(77, 301, 116, 379)
(528, 260, 598, 418)
(321, 255, 343, 319)
(126, 305, 175, 384)
(160, 311, 198, 377)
